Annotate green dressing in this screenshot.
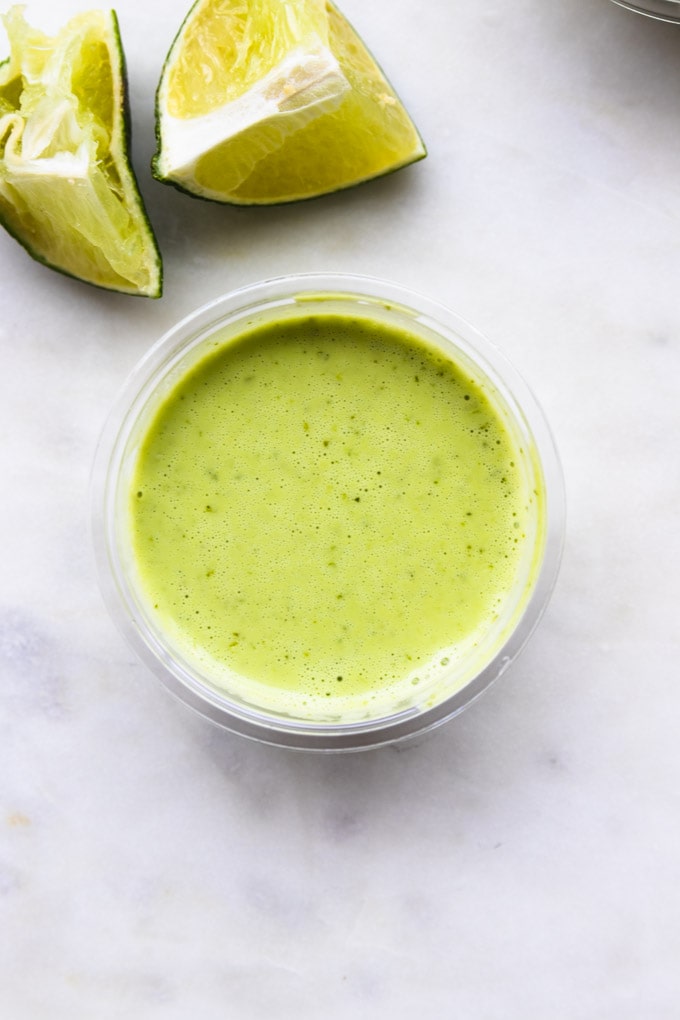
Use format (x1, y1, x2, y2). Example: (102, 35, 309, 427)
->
(129, 312, 541, 719)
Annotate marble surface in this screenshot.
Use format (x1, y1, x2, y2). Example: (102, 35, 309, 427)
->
(2, 0, 680, 1015)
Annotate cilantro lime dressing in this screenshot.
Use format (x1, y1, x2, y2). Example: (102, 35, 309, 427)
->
(129, 312, 542, 719)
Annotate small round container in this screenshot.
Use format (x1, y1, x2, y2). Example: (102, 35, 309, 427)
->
(610, 0, 680, 22)
(92, 274, 565, 751)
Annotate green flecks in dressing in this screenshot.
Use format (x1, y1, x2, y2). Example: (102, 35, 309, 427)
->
(129, 313, 541, 717)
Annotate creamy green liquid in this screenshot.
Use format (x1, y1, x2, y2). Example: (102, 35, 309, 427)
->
(128, 311, 542, 720)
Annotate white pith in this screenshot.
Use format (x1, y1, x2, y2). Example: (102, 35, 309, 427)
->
(158, 43, 350, 182)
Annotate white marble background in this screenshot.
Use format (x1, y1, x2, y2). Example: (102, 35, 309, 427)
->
(1, 0, 679, 1016)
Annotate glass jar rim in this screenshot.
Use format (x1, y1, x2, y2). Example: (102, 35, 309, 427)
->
(610, 0, 680, 22)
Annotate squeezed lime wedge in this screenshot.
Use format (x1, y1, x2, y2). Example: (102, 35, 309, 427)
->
(0, 7, 162, 297)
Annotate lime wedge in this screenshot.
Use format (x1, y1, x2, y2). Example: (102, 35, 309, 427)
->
(0, 7, 162, 297)
(153, 0, 426, 204)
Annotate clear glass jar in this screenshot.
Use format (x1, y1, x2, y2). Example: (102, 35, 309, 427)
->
(610, 0, 680, 22)
(92, 274, 565, 752)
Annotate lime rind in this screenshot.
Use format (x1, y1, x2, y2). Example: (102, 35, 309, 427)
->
(0, 7, 162, 297)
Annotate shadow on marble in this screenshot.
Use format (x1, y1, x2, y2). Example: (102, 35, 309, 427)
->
(177, 613, 575, 839)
